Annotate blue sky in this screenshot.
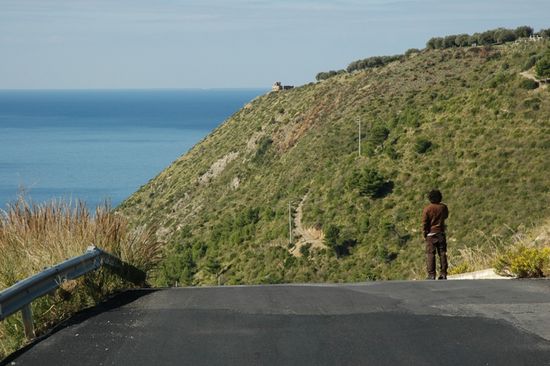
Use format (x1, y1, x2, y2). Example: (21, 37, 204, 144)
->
(1, 0, 549, 89)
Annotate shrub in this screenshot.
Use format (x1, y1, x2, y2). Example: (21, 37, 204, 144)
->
(443, 35, 457, 48)
(316, 70, 345, 81)
(323, 224, 356, 257)
(347, 55, 403, 73)
(366, 124, 390, 153)
(405, 48, 420, 57)
(414, 138, 433, 154)
(300, 243, 312, 258)
(523, 97, 541, 110)
(523, 55, 538, 71)
(515, 26, 534, 38)
(454, 34, 471, 47)
(535, 54, 550, 79)
(426, 37, 444, 49)
(520, 78, 539, 90)
(494, 28, 517, 43)
(478, 30, 496, 45)
(349, 167, 392, 199)
(495, 247, 550, 278)
(255, 136, 273, 159)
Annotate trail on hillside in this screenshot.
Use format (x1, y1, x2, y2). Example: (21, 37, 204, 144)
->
(290, 194, 325, 256)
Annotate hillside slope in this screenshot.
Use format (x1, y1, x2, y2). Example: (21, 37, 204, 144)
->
(119, 41, 550, 285)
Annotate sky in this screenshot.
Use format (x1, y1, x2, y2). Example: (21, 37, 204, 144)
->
(1, 0, 549, 89)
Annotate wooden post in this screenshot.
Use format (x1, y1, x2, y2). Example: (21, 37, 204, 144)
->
(21, 304, 35, 340)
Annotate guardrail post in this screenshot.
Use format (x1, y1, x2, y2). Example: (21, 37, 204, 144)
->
(1, 244, 146, 338)
(21, 304, 35, 340)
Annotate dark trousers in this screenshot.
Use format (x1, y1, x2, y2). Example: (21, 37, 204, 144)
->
(426, 233, 447, 278)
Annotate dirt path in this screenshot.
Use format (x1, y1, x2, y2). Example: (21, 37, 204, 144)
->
(290, 194, 325, 256)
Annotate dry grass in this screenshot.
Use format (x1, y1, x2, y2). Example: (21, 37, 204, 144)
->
(448, 221, 550, 275)
(0, 196, 162, 360)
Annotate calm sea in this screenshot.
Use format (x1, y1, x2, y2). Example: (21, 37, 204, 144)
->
(0, 89, 266, 210)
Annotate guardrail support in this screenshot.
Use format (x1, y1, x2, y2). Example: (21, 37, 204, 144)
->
(0, 245, 146, 341)
(21, 304, 35, 339)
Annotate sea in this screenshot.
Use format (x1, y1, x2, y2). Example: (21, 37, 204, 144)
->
(0, 89, 266, 211)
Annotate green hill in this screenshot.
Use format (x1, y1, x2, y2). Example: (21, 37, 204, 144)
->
(119, 40, 550, 286)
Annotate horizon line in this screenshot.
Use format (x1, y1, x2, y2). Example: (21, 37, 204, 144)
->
(0, 87, 272, 92)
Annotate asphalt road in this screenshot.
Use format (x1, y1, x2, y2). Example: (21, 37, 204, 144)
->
(4, 280, 550, 366)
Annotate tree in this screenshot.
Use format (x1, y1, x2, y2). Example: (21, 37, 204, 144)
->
(478, 30, 496, 45)
(454, 34, 471, 47)
(316, 72, 330, 81)
(469, 33, 481, 45)
(443, 35, 457, 48)
(515, 26, 534, 38)
(160, 242, 197, 286)
(426, 37, 444, 49)
(316, 70, 343, 81)
(494, 28, 517, 43)
(349, 167, 391, 199)
(405, 48, 420, 57)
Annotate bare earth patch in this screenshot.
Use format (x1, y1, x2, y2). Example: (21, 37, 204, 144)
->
(198, 152, 239, 184)
(290, 194, 325, 256)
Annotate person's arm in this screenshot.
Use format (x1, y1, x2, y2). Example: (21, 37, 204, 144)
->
(443, 204, 449, 219)
(422, 207, 430, 238)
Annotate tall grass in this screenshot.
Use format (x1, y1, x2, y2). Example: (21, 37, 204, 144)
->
(0, 196, 162, 360)
(448, 221, 550, 276)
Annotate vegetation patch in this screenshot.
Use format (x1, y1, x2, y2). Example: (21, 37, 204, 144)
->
(0, 197, 161, 360)
(118, 31, 550, 287)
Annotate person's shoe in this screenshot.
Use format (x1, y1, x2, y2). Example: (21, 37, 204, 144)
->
(438, 275, 447, 280)
(425, 276, 435, 280)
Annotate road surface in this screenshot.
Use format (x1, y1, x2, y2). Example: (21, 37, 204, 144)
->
(4, 280, 550, 365)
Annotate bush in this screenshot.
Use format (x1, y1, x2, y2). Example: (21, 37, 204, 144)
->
(254, 136, 273, 159)
(349, 167, 392, 199)
(405, 48, 420, 57)
(515, 26, 534, 38)
(426, 37, 444, 49)
(478, 30, 496, 45)
(520, 78, 539, 90)
(523, 55, 539, 71)
(495, 247, 550, 278)
(347, 55, 403, 73)
(300, 243, 312, 258)
(366, 124, 390, 153)
(535, 54, 550, 79)
(323, 225, 356, 257)
(494, 28, 517, 43)
(454, 34, 471, 47)
(414, 138, 433, 154)
(316, 70, 345, 81)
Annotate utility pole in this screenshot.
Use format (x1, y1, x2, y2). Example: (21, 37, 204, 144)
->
(358, 118, 362, 157)
(288, 201, 293, 244)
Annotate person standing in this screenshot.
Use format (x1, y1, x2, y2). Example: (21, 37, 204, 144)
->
(422, 189, 449, 280)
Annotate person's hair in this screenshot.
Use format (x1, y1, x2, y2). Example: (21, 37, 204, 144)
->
(428, 189, 442, 203)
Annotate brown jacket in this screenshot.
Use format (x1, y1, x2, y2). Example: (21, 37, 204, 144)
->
(422, 203, 448, 238)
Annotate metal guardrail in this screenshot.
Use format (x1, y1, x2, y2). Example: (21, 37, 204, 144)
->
(0, 245, 145, 339)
